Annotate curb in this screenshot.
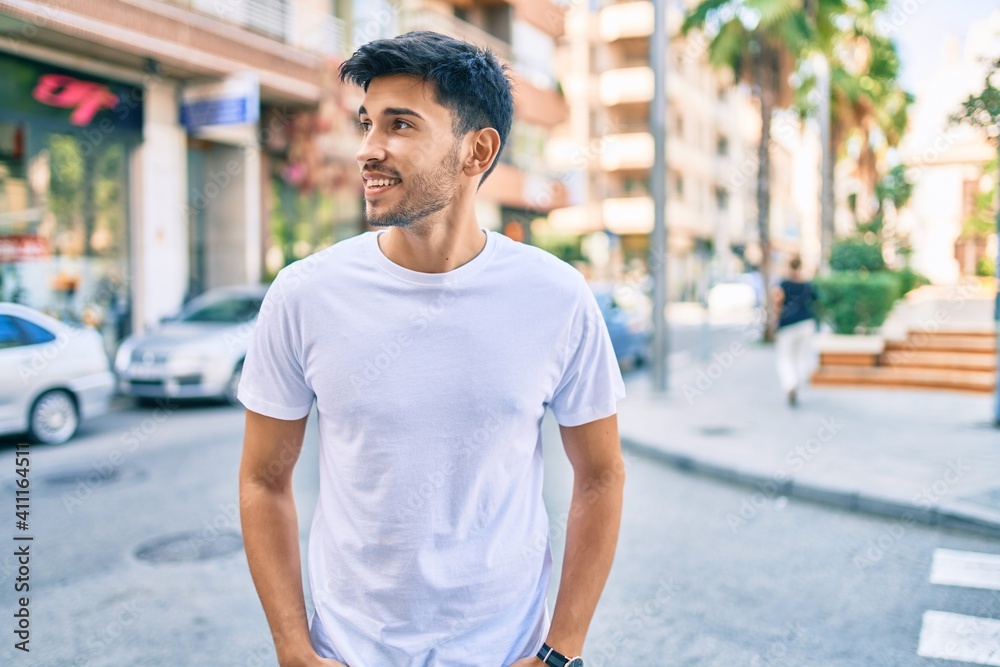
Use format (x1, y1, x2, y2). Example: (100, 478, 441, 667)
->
(621, 437, 1000, 539)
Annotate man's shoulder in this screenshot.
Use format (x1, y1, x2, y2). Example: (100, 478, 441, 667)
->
(492, 233, 589, 298)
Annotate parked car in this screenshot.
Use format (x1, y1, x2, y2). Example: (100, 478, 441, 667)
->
(592, 285, 652, 370)
(0, 303, 115, 444)
(114, 285, 267, 404)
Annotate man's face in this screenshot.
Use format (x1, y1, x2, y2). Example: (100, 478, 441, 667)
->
(356, 75, 464, 228)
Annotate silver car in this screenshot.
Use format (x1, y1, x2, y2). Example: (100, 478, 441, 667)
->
(0, 303, 115, 444)
(114, 285, 267, 404)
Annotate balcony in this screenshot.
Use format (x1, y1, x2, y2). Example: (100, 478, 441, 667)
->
(513, 0, 567, 39)
(599, 67, 654, 106)
(600, 132, 654, 171)
(478, 163, 568, 212)
(401, 9, 513, 62)
(602, 196, 653, 235)
(599, 1, 654, 42)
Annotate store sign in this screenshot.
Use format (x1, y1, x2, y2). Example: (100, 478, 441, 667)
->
(32, 74, 119, 126)
(0, 53, 143, 134)
(180, 73, 260, 131)
(0, 235, 48, 263)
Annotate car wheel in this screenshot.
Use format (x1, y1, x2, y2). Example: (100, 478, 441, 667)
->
(28, 390, 79, 445)
(224, 361, 244, 406)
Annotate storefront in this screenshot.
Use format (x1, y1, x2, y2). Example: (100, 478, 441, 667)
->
(0, 52, 143, 350)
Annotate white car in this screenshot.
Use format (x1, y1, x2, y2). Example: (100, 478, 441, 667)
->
(0, 303, 115, 444)
(114, 285, 267, 404)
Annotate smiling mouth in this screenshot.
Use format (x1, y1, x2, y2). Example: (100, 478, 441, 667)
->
(364, 178, 401, 195)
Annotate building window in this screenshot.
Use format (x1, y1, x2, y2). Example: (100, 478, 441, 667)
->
(716, 136, 729, 156)
(715, 186, 729, 210)
(674, 174, 684, 197)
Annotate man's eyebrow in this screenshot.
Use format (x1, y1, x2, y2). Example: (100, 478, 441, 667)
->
(357, 106, 425, 121)
(383, 107, 424, 120)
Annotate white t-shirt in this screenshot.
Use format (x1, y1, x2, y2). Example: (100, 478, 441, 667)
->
(238, 229, 625, 667)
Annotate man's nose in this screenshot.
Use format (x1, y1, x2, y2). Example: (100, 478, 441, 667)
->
(356, 129, 388, 164)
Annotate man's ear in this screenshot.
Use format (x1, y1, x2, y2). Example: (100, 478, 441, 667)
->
(463, 127, 501, 179)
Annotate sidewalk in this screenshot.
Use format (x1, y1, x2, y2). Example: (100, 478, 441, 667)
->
(617, 342, 1000, 537)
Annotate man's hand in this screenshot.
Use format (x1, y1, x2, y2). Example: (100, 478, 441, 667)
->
(508, 658, 545, 667)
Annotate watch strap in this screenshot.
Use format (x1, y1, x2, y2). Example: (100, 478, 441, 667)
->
(537, 643, 569, 667)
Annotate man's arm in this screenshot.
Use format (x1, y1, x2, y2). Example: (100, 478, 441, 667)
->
(239, 409, 342, 667)
(524, 413, 626, 663)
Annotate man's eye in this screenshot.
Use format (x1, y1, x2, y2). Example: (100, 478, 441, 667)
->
(393, 119, 411, 130)
(358, 121, 370, 133)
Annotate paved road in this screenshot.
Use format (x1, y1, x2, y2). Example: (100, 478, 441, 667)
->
(0, 390, 997, 666)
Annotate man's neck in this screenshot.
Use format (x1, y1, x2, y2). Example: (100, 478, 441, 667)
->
(376, 216, 487, 274)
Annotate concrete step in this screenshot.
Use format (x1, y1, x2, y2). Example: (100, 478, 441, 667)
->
(811, 365, 996, 393)
(886, 334, 997, 354)
(880, 350, 998, 372)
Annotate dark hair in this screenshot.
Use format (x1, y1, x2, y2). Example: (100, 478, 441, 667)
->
(339, 31, 514, 183)
(789, 256, 802, 271)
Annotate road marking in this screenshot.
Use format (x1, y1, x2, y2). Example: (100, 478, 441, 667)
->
(918, 611, 1000, 666)
(931, 549, 1000, 592)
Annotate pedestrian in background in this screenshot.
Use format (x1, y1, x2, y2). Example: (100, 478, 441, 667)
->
(773, 256, 817, 406)
(238, 31, 625, 667)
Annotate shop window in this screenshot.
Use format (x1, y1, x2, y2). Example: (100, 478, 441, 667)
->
(0, 128, 131, 346)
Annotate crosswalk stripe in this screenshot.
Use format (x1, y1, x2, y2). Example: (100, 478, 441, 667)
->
(931, 549, 1000, 592)
(918, 611, 1000, 666)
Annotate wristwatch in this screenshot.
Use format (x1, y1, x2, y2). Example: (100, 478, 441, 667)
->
(537, 643, 584, 667)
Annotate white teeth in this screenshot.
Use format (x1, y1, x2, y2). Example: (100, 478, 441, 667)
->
(368, 178, 398, 187)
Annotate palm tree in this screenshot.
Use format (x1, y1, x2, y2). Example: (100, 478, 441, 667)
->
(683, 0, 844, 341)
(795, 1, 911, 258)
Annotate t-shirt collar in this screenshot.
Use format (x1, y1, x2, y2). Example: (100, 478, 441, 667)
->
(369, 228, 498, 286)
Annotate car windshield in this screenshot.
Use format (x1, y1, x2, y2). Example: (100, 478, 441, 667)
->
(179, 296, 262, 323)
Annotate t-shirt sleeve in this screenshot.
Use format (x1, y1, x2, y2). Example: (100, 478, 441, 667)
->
(237, 275, 315, 420)
(549, 287, 627, 427)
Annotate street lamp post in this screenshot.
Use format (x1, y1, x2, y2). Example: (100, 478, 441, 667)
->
(650, 0, 670, 393)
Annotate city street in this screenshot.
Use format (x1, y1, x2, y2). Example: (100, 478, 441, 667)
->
(1, 361, 998, 667)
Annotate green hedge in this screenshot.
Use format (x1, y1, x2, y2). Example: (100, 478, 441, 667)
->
(892, 266, 930, 295)
(814, 271, 902, 334)
(830, 238, 886, 272)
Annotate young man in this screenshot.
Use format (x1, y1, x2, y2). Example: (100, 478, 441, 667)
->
(238, 31, 626, 667)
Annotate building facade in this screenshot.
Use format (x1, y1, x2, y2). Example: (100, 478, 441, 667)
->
(547, 0, 820, 298)
(895, 10, 1000, 285)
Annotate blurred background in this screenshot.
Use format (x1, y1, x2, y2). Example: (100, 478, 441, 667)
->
(1, 0, 999, 666)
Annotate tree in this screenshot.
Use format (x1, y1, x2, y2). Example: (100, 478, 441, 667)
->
(683, 0, 845, 341)
(794, 0, 912, 264)
(951, 56, 1000, 426)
